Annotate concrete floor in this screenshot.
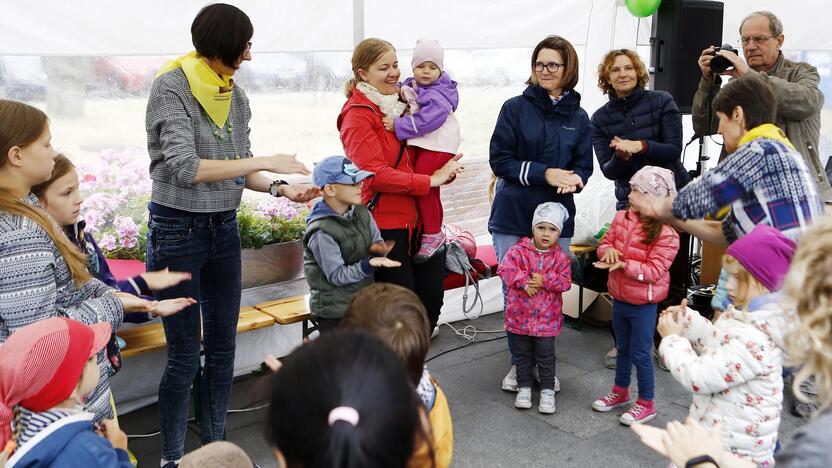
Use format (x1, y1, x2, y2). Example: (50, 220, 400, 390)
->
(121, 312, 806, 467)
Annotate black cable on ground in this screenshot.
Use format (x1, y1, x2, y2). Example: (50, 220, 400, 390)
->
(425, 334, 506, 363)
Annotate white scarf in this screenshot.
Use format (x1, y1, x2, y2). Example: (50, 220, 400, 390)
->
(356, 82, 406, 118)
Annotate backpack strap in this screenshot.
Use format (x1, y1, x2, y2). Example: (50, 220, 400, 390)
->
(367, 142, 406, 212)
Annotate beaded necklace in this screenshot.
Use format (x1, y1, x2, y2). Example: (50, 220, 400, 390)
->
(202, 108, 244, 185)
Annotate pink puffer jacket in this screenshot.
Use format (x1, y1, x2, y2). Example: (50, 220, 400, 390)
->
(598, 210, 679, 305)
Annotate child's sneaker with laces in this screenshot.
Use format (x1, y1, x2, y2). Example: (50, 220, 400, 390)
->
(515, 387, 532, 409)
(502, 365, 518, 392)
(591, 386, 631, 412)
(619, 398, 656, 425)
(538, 389, 556, 414)
(414, 232, 446, 264)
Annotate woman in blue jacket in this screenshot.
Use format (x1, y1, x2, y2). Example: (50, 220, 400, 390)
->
(590, 49, 690, 368)
(489, 35, 593, 393)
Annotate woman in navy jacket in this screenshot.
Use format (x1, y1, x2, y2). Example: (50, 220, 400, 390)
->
(590, 49, 690, 368)
(489, 35, 593, 393)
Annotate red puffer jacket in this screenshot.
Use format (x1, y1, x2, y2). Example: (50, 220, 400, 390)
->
(598, 210, 679, 305)
(337, 88, 431, 230)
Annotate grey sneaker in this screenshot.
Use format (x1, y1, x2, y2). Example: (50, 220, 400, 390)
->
(539, 389, 556, 414)
(604, 351, 617, 369)
(515, 387, 532, 409)
(502, 365, 518, 392)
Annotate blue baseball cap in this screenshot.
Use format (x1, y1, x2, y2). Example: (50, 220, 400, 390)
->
(313, 156, 374, 187)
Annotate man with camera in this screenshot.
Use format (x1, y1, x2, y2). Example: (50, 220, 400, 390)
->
(692, 10, 831, 200)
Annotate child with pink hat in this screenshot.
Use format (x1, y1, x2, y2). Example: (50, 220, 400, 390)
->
(382, 39, 461, 262)
(0, 318, 132, 467)
(591, 166, 680, 425)
(656, 223, 798, 466)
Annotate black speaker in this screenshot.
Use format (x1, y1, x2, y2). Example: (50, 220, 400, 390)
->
(650, 0, 724, 113)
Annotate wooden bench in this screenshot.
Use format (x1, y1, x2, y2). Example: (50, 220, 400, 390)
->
(254, 295, 317, 338)
(118, 306, 276, 358)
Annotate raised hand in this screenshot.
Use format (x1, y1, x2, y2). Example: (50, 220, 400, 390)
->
(141, 268, 191, 292)
(369, 257, 402, 268)
(279, 183, 321, 203)
(150, 297, 197, 318)
(261, 154, 311, 176)
(113, 292, 154, 313)
(369, 240, 395, 257)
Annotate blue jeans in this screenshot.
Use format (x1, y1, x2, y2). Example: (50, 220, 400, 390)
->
(147, 211, 242, 461)
(613, 300, 657, 401)
(492, 232, 571, 366)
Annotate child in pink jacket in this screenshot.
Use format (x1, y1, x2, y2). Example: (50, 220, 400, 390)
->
(591, 166, 679, 425)
(497, 202, 571, 415)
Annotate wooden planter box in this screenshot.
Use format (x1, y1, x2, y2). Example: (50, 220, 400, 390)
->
(241, 239, 304, 289)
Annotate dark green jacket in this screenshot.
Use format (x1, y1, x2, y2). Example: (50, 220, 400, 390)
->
(303, 202, 376, 319)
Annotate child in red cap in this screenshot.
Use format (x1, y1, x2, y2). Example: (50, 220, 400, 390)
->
(0, 318, 132, 467)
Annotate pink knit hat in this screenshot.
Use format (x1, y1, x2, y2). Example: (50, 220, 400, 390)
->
(726, 224, 797, 292)
(0, 318, 111, 448)
(630, 166, 677, 198)
(411, 39, 444, 70)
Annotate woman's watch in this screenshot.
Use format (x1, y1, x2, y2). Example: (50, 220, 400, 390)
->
(269, 179, 289, 197)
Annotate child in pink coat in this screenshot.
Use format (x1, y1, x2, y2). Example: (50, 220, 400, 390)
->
(497, 202, 571, 414)
(591, 166, 680, 425)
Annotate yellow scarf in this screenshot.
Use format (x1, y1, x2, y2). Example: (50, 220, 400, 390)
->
(156, 51, 234, 128)
(737, 123, 794, 149)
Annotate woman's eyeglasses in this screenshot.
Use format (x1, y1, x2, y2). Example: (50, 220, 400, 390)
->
(534, 62, 564, 73)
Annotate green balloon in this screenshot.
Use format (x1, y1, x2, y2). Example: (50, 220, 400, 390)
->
(625, 0, 662, 17)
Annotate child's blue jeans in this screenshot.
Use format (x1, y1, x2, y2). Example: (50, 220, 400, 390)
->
(613, 299, 657, 400)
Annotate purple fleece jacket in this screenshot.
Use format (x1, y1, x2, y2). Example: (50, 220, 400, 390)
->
(394, 73, 460, 147)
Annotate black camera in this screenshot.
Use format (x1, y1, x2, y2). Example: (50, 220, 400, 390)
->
(709, 44, 739, 73)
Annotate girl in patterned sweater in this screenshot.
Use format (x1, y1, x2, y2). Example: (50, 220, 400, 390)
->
(497, 202, 571, 414)
(657, 224, 797, 466)
(0, 100, 192, 422)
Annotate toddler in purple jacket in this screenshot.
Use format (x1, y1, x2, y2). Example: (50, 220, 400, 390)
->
(382, 39, 461, 262)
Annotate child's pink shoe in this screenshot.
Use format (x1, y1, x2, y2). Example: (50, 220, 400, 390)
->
(591, 385, 631, 412)
(619, 398, 656, 425)
(414, 232, 446, 264)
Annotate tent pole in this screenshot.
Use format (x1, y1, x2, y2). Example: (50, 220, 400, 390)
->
(353, 0, 364, 45)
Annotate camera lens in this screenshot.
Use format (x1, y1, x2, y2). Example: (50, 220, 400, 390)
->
(710, 44, 738, 74)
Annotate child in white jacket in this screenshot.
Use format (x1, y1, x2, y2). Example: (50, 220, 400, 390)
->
(657, 224, 797, 466)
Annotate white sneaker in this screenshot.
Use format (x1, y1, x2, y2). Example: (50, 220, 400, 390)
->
(430, 327, 439, 340)
(515, 387, 532, 409)
(554, 376, 560, 393)
(502, 365, 518, 392)
(539, 389, 556, 414)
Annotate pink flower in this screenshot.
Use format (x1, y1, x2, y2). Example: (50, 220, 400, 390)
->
(114, 216, 139, 249)
(99, 234, 117, 251)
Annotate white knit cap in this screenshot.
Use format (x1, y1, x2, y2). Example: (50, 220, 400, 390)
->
(411, 39, 444, 70)
(532, 202, 569, 232)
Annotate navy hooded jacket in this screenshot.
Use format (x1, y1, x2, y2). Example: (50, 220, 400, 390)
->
(590, 86, 690, 210)
(8, 412, 132, 468)
(488, 85, 593, 238)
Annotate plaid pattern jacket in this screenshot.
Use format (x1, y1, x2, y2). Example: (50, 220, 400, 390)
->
(671, 137, 824, 243)
(146, 68, 253, 213)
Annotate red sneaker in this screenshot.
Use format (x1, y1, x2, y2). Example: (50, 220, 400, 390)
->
(591, 386, 631, 412)
(619, 398, 656, 425)
(414, 232, 446, 264)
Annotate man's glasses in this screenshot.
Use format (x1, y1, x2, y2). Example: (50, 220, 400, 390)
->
(534, 62, 564, 73)
(740, 35, 777, 46)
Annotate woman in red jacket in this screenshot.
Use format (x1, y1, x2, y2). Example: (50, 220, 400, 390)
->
(590, 166, 679, 426)
(337, 38, 462, 331)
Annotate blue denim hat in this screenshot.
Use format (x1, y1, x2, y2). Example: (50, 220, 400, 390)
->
(312, 156, 374, 187)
